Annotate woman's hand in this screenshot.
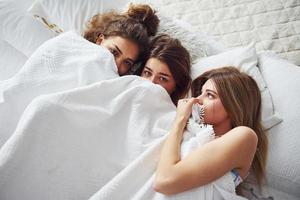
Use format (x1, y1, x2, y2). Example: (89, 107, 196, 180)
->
(175, 98, 199, 125)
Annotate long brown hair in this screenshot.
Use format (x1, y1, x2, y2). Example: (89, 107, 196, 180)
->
(83, 4, 159, 63)
(191, 66, 268, 188)
(136, 34, 191, 105)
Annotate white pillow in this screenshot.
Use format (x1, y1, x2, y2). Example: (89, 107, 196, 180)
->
(258, 52, 300, 197)
(241, 179, 300, 200)
(27, 0, 130, 33)
(191, 44, 282, 130)
(0, 0, 57, 57)
(155, 14, 224, 61)
(27, 0, 224, 62)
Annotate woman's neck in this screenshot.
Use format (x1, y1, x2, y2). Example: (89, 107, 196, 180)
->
(213, 120, 232, 137)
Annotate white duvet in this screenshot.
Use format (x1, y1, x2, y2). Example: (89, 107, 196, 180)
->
(0, 31, 245, 200)
(0, 75, 176, 200)
(90, 108, 246, 200)
(0, 31, 118, 147)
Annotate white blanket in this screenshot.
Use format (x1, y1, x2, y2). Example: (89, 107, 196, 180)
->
(0, 31, 118, 146)
(0, 75, 245, 200)
(0, 75, 176, 200)
(0, 30, 246, 200)
(90, 107, 246, 200)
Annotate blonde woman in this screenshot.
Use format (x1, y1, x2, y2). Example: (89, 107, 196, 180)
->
(154, 67, 268, 196)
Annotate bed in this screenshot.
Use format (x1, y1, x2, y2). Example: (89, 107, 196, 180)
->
(0, 0, 299, 199)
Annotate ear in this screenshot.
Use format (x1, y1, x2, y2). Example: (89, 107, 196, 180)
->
(96, 34, 105, 45)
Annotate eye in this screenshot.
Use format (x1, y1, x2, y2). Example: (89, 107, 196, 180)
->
(124, 60, 133, 70)
(159, 76, 168, 83)
(109, 48, 118, 57)
(142, 70, 151, 77)
(207, 92, 214, 99)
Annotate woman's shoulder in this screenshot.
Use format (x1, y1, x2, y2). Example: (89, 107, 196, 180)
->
(218, 126, 257, 144)
(207, 126, 257, 157)
(219, 126, 258, 177)
(227, 126, 258, 146)
(218, 126, 258, 159)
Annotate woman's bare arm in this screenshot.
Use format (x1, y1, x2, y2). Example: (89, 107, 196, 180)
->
(154, 114, 257, 195)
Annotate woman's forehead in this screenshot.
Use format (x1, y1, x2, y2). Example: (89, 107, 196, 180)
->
(203, 79, 216, 90)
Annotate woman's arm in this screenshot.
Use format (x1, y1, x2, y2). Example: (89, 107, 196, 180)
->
(153, 100, 258, 195)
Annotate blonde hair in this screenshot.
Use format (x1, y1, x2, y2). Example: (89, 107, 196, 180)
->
(191, 66, 268, 187)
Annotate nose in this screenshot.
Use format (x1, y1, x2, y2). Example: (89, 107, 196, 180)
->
(149, 76, 158, 84)
(196, 94, 203, 104)
(143, 74, 156, 83)
(115, 58, 127, 75)
(115, 58, 122, 70)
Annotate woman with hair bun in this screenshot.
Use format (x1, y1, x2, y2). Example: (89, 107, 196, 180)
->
(84, 4, 159, 75)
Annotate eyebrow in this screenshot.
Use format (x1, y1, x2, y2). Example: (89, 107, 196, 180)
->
(144, 66, 172, 77)
(113, 44, 135, 64)
(201, 88, 218, 95)
(206, 89, 218, 95)
(113, 44, 122, 55)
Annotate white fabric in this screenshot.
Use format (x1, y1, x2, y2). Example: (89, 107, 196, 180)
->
(132, 0, 300, 66)
(241, 179, 300, 200)
(28, 0, 130, 33)
(89, 104, 245, 200)
(0, 74, 245, 200)
(0, 39, 27, 81)
(191, 44, 282, 130)
(258, 52, 300, 197)
(181, 104, 213, 158)
(0, 31, 118, 147)
(155, 14, 224, 61)
(0, 76, 176, 200)
(0, 28, 246, 200)
(0, 0, 57, 57)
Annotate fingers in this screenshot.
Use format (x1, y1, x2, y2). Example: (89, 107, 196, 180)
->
(179, 98, 189, 103)
(179, 98, 199, 104)
(176, 98, 199, 123)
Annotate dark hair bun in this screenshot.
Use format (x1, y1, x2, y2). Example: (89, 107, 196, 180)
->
(126, 4, 159, 36)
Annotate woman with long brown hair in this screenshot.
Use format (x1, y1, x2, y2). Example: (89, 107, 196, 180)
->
(136, 34, 191, 105)
(84, 4, 159, 75)
(154, 67, 268, 196)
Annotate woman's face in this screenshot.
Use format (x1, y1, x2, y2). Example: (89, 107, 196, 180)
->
(197, 79, 230, 131)
(97, 35, 139, 75)
(141, 58, 176, 95)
